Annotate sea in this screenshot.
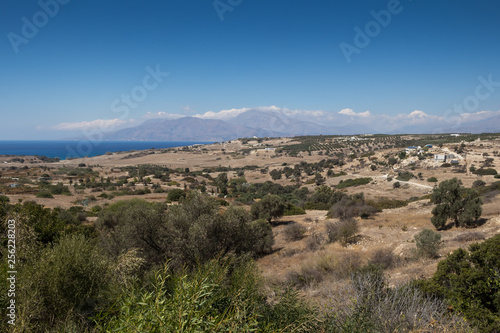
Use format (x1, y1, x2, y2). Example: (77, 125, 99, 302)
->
(0, 140, 212, 160)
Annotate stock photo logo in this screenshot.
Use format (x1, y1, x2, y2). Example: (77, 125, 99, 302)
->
(436, 74, 500, 133)
(7, 0, 71, 54)
(213, 0, 242, 21)
(339, 0, 411, 64)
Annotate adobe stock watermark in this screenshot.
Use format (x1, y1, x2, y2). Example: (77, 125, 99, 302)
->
(213, 0, 242, 21)
(7, 0, 71, 54)
(65, 65, 169, 159)
(436, 74, 500, 132)
(339, 0, 411, 64)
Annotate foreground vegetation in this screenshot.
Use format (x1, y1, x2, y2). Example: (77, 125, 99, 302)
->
(1, 190, 498, 332)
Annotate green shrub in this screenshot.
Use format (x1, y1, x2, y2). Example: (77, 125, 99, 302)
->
(414, 229, 441, 258)
(167, 188, 186, 201)
(474, 168, 497, 175)
(427, 177, 438, 182)
(418, 234, 500, 331)
(284, 204, 306, 216)
(14, 234, 111, 331)
(250, 194, 286, 223)
(98, 194, 274, 269)
(396, 171, 415, 181)
(96, 258, 318, 332)
(336, 177, 372, 189)
(36, 190, 54, 198)
(393, 181, 401, 189)
(366, 198, 408, 211)
(472, 179, 486, 188)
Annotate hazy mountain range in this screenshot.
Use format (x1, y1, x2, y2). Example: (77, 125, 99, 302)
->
(98, 108, 500, 141)
(105, 110, 376, 141)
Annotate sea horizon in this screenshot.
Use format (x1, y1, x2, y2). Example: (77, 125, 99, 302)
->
(0, 140, 212, 160)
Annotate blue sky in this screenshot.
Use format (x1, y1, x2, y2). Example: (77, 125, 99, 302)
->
(1, 0, 500, 139)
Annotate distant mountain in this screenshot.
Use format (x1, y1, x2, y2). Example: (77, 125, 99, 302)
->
(226, 110, 329, 136)
(445, 114, 500, 134)
(105, 117, 261, 142)
(103, 110, 380, 141)
(395, 114, 500, 134)
(100, 109, 499, 142)
(226, 110, 376, 136)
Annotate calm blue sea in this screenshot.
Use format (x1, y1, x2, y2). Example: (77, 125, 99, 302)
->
(0, 141, 211, 160)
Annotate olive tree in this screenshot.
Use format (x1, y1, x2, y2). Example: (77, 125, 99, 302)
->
(430, 178, 482, 230)
(251, 194, 286, 224)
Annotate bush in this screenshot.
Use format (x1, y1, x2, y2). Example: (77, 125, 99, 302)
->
(283, 223, 307, 241)
(284, 204, 306, 216)
(454, 231, 485, 242)
(472, 179, 486, 188)
(14, 234, 111, 331)
(366, 198, 408, 211)
(393, 181, 401, 189)
(329, 194, 377, 220)
(36, 190, 54, 198)
(98, 194, 274, 269)
(396, 171, 415, 181)
(427, 177, 438, 182)
(368, 248, 397, 270)
(167, 188, 186, 201)
(474, 168, 497, 175)
(336, 177, 372, 189)
(250, 194, 286, 223)
(325, 218, 358, 246)
(325, 273, 471, 332)
(97, 258, 319, 332)
(418, 234, 500, 331)
(414, 229, 441, 258)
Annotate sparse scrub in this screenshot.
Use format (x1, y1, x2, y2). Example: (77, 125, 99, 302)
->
(283, 222, 307, 241)
(454, 231, 486, 242)
(305, 227, 324, 251)
(325, 219, 358, 246)
(324, 272, 472, 332)
(368, 248, 397, 270)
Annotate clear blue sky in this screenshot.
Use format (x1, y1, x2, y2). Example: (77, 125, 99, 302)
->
(1, 0, 500, 139)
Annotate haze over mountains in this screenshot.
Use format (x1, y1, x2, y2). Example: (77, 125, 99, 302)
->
(102, 108, 500, 141)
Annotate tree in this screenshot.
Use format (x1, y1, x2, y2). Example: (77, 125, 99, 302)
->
(430, 178, 482, 229)
(270, 169, 282, 180)
(215, 173, 228, 195)
(167, 188, 186, 201)
(250, 194, 286, 224)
